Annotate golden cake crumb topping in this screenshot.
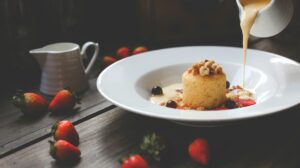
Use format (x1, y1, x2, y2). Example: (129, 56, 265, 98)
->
(188, 60, 223, 76)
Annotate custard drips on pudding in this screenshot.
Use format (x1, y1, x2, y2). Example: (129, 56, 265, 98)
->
(240, 0, 271, 87)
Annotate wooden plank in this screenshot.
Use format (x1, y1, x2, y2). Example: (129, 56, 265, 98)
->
(0, 108, 145, 168)
(1, 105, 300, 168)
(1, 37, 300, 166)
(0, 78, 112, 157)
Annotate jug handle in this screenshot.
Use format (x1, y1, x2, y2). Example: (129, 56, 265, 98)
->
(80, 42, 100, 75)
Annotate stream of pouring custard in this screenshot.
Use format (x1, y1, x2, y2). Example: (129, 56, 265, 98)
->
(240, 0, 271, 87)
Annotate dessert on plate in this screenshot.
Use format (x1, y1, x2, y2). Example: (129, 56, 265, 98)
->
(182, 60, 226, 109)
(150, 59, 256, 111)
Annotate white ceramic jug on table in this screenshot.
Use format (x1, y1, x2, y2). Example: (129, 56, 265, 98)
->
(30, 42, 99, 95)
(236, 0, 294, 37)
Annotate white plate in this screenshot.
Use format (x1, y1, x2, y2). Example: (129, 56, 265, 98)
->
(97, 46, 300, 126)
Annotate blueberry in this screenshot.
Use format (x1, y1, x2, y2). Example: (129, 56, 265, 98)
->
(151, 86, 163, 95)
(226, 81, 230, 89)
(225, 99, 236, 109)
(166, 100, 177, 108)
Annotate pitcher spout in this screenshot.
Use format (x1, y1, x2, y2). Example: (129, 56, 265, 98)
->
(29, 48, 47, 68)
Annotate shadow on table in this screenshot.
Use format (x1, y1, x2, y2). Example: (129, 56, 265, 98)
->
(50, 158, 81, 168)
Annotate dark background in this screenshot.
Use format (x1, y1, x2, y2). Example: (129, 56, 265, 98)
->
(0, 0, 299, 95)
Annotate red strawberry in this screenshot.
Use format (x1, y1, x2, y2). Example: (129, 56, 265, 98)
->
(52, 120, 79, 146)
(12, 90, 48, 116)
(49, 140, 81, 162)
(133, 46, 148, 55)
(49, 89, 80, 113)
(122, 154, 149, 168)
(235, 98, 256, 107)
(116, 47, 130, 58)
(214, 107, 229, 110)
(103, 56, 117, 65)
(188, 138, 210, 166)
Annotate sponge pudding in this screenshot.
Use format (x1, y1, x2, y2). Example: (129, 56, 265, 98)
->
(182, 60, 226, 109)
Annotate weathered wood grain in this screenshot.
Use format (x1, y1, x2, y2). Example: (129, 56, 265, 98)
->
(1, 37, 300, 167)
(0, 108, 145, 168)
(0, 78, 112, 156)
(1, 105, 300, 168)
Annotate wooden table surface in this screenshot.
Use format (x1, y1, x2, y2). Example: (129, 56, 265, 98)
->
(1, 40, 300, 168)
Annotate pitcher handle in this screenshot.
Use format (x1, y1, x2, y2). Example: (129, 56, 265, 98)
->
(80, 42, 99, 75)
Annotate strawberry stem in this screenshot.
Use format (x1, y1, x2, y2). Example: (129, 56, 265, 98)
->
(48, 140, 56, 159)
(140, 132, 166, 162)
(12, 90, 25, 108)
(51, 122, 58, 138)
(72, 92, 81, 104)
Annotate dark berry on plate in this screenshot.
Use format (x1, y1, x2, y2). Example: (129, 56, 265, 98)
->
(225, 99, 236, 109)
(151, 86, 163, 95)
(226, 81, 230, 89)
(166, 100, 177, 108)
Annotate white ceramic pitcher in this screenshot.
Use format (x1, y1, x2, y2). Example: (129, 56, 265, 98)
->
(236, 0, 294, 37)
(30, 42, 99, 95)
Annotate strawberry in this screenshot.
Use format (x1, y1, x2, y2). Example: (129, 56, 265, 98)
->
(12, 90, 48, 116)
(103, 56, 117, 65)
(122, 154, 149, 168)
(214, 107, 229, 110)
(49, 89, 80, 113)
(116, 47, 130, 58)
(52, 120, 79, 146)
(133, 46, 148, 55)
(188, 138, 210, 166)
(49, 140, 81, 162)
(235, 98, 256, 107)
